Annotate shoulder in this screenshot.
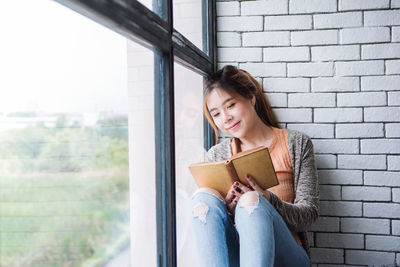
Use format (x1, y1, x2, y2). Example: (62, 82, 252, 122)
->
(286, 128, 315, 157)
(205, 138, 232, 162)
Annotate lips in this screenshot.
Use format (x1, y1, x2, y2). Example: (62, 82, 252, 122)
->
(228, 121, 240, 130)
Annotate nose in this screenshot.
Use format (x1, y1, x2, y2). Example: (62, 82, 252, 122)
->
(221, 109, 232, 124)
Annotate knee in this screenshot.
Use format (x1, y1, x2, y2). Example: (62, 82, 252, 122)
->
(191, 188, 225, 224)
(237, 191, 260, 215)
(191, 187, 225, 203)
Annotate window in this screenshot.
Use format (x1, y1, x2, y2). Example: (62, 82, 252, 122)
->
(1, 0, 215, 266)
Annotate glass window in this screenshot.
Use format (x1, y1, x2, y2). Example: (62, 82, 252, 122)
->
(173, 0, 204, 50)
(174, 62, 205, 267)
(127, 41, 156, 266)
(0, 1, 155, 266)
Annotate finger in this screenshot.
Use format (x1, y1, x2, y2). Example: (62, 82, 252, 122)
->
(227, 196, 240, 214)
(234, 181, 252, 193)
(245, 174, 264, 194)
(225, 188, 236, 203)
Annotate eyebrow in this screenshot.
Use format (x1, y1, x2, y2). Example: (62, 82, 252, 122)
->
(208, 97, 235, 113)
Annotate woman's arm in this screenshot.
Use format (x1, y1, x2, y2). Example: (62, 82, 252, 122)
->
(268, 137, 320, 232)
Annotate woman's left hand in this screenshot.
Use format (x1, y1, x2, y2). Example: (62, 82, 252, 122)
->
(245, 174, 271, 202)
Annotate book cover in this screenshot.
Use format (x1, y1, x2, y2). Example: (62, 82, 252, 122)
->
(189, 146, 279, 198)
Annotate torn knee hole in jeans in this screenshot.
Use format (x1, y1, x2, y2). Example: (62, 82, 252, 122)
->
(193, 202, 209, 223)
(239, 191, 259, 215)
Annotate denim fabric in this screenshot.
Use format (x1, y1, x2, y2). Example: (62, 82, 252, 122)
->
(191, 190, 311, 267)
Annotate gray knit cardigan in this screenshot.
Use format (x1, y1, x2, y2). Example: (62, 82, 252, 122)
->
(205, 129, 320, 257)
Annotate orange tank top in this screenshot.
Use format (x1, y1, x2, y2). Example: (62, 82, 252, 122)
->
(230, 127, 302, 246)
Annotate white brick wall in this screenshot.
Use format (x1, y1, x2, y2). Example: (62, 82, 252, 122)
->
(216, 1, 400, 265)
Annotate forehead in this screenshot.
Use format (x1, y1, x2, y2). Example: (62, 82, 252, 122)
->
(206, 88, 237, 108)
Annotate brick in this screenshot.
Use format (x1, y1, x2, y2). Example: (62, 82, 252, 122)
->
(389, 92, 400, 106)
(340, 27, 390, 44)
(386, 60, 400, 75)
(307, 232, 314, 247)
(316, 233, 364, 249)
(313, 139, 359, 154)
(264, 15, 312, 30)
(239, 63, 286, 77)
(312, 77, 359, 92)
(288, 62, 333, 77)
(364, 9, 400, 26)
(217, 32, 241, 47)
(320, 201, 362, 216)
(272, 108, 312, 123)
(342, 186, 391, 201)
(364, 107, 400, 122)
(310, 248, 344, 264)
(364, 171, 400, 186)
(263, 78, 310, 92)
(309, 216, 339, 232)
(288, 93, 335, 107)
(336, 123, 384, 138)
(337, 92, 386, 107)
(394, 188, 400, 202)
(362, 43, 400, 59)
(318, 170, 363, 185)
(242, 32, 290, 47)
(393, 26, 400, 41)
(287, 124, 334, 138)
(314, 12, 362, 29)
(386, 123, 400, 137)
(393, 220, 400, 235)
(346, 250, 395, 265)
(266, 93, 287, 107)
(289, 0, 337, 14)
(335, 60, 384, 76)
(291, 30, 338, 46)
(394, 0, 400, 8)
(338, 155, 386, 170)
(361, 139, 400, 154)
(216, 2, 239, 16)
(364, 203, 400, 218)
(320, 185, 341, 200)
(311, 45, 359, 61)
(314, 108, 362, 123)
(263, 47, 309, 62)
(362, 75, 400, 91)
(315, 154, 337, 169)
(218, 48, 262, 62)
(217, 16, 263, 32)
(339, 0, 389, 11)
(388, 156, 400, 171)
(341, 217, 390, 234)
(241, 0, 287, 16)
(366, 235, 400, 251)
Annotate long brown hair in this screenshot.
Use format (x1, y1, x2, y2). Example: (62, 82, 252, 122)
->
(204, 65, 279, 143)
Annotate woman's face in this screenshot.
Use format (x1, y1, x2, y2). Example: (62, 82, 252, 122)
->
(206, 87, 256, 138)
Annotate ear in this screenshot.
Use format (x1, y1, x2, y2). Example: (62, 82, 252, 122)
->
(250, 94, 256, 107)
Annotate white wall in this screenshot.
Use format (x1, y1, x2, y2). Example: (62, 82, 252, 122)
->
(216, 1, 400, 265)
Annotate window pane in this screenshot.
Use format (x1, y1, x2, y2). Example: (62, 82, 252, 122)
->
(127, 42, 157, 266)
(137, 0, 153, 12)
(0, 1, 155, 266)
(174, 62, 205, 267)
(173, 0, 204, 50)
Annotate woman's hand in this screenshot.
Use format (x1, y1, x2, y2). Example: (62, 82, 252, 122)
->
(245, 174, 271, 202)
(224, 181, 252, 216)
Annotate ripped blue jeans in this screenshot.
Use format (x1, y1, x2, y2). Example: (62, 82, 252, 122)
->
(191, 188, 311, 267)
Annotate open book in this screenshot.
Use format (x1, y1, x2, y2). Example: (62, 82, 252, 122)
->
(189, 146, 279, 198)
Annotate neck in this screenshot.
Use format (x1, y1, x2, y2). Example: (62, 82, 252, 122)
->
(238, 118, 274, 150)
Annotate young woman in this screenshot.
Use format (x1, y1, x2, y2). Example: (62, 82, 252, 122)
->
(190, 65, 319, 267)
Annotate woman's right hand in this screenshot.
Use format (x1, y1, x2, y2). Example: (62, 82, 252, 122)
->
(224, 181, 252, 216)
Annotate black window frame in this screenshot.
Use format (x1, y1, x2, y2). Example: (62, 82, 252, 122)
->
(53, 0, 216, 266)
